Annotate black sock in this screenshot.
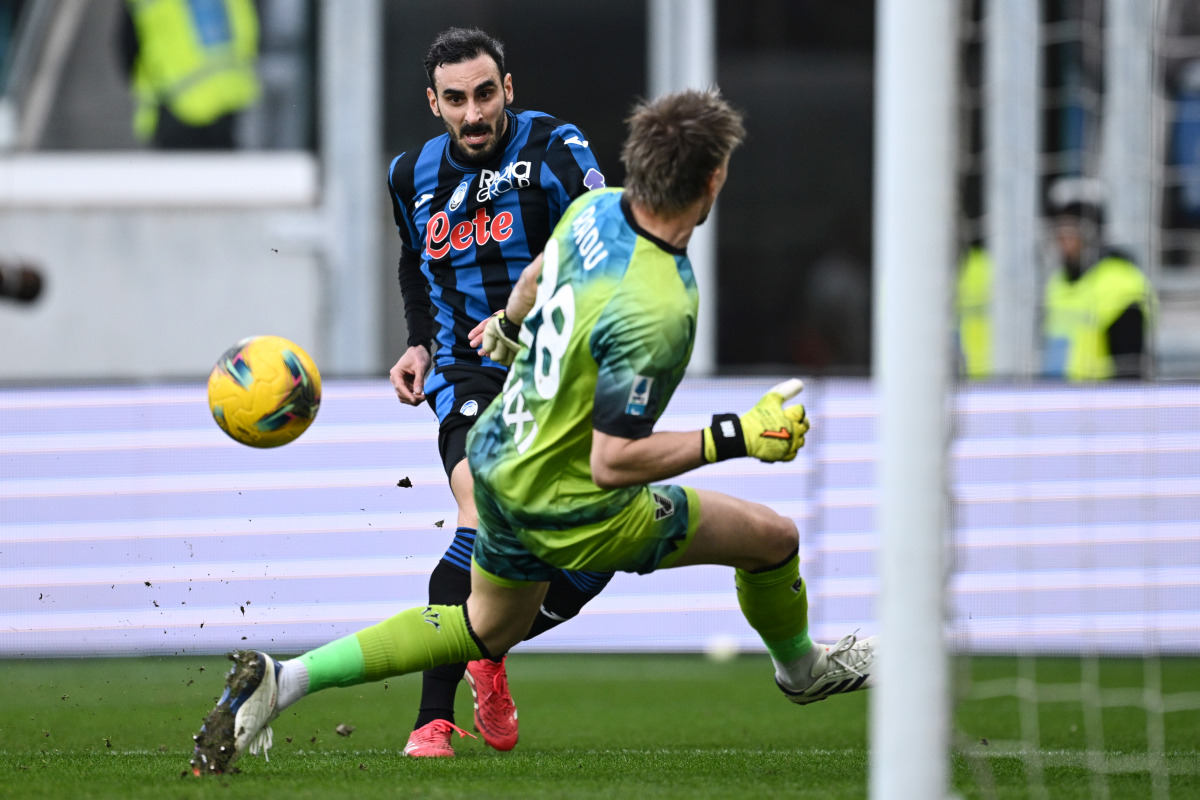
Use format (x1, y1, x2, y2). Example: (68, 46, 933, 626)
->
(524, 570, 614, 640)
(413, 544, 474, 730)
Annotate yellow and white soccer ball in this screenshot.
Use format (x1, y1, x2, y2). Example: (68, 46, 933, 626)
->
(207, 335, 321, 448)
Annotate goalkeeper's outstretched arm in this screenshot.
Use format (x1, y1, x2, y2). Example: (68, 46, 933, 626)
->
(590, 380, 810, 489)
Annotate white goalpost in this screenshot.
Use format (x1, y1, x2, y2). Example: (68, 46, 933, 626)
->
(870, 1, 1200, 797)
(869, 1, 958, 798)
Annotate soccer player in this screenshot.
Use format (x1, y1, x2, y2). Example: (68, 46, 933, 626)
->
(190, 88, 876, 778)
(385, 28, 612, 757)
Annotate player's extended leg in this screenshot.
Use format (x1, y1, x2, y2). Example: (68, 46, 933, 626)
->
(190, 576, 546, 775)
(192, 597, 491, 775)
(669, 489, 876, 706)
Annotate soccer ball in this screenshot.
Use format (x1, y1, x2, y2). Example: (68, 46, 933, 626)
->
(207, 335, 322, 448)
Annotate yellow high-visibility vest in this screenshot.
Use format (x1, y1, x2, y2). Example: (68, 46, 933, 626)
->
(956, 247, 992, 379)
(1042, 254, 1154, 381)
(127, 0, 260, 140)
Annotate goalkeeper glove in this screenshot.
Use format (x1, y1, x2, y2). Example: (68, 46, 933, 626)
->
(480, 310, 523, 367)
(702, 378, 809, 463)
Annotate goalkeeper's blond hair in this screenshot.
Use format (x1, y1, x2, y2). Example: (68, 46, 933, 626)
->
(621, 88, 745, 216)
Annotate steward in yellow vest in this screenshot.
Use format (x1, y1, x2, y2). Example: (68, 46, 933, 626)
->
(1043, 179, 1155, 380)
(956, 182, 1156, 381)
(121, 0, 260, 149)
(1042, 248, 1154, 380)
(956, 246, 992, 379)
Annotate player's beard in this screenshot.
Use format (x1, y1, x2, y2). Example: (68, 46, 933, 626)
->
(448, 108, 507, 165)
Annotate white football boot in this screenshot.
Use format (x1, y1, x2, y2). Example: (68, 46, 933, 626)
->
(191, 650, 280, 775)
(776, 633, 877, 705)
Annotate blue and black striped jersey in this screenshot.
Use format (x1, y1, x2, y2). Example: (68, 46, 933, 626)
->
(389, 107, 606, 370)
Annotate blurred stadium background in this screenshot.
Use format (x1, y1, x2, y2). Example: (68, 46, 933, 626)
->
(5, 1, 1200, 380)
(2, 2, 1199, 798)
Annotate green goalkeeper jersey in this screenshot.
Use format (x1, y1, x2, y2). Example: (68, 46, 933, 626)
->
(467, 188, 699, 528)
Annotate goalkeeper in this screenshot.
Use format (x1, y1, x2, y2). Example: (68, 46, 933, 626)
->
(465, 89, 874, 708)
(191, 89, 875, 777)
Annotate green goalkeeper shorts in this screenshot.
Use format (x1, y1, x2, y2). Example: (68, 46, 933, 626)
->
(472, 483, 701, 585)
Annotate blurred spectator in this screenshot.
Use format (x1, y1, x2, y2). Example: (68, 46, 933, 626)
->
(119, 0, 261, 149)
(955, 244, 991, 379)
(955, 179, 1156, 381)
(1042, 177, 1156, 380)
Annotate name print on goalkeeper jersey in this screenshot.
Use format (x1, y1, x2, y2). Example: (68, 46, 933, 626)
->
(389, 108, 606, 369)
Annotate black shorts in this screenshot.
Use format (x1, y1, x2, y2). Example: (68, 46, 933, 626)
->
(425, 364, 507, 477)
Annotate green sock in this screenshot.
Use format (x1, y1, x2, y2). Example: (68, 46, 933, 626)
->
(735, 553, 813, 663)
(297, 632, 366, 693)
(298, 604, 482, 694)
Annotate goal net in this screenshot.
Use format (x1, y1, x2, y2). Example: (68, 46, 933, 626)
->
(948, 1, 1200, 797)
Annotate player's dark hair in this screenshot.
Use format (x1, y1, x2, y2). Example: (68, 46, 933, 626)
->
(621, 88, 745, 216)
(424, 27, 506, 89)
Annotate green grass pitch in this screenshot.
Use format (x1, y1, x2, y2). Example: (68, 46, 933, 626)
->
(1, 653, 1197, 799)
